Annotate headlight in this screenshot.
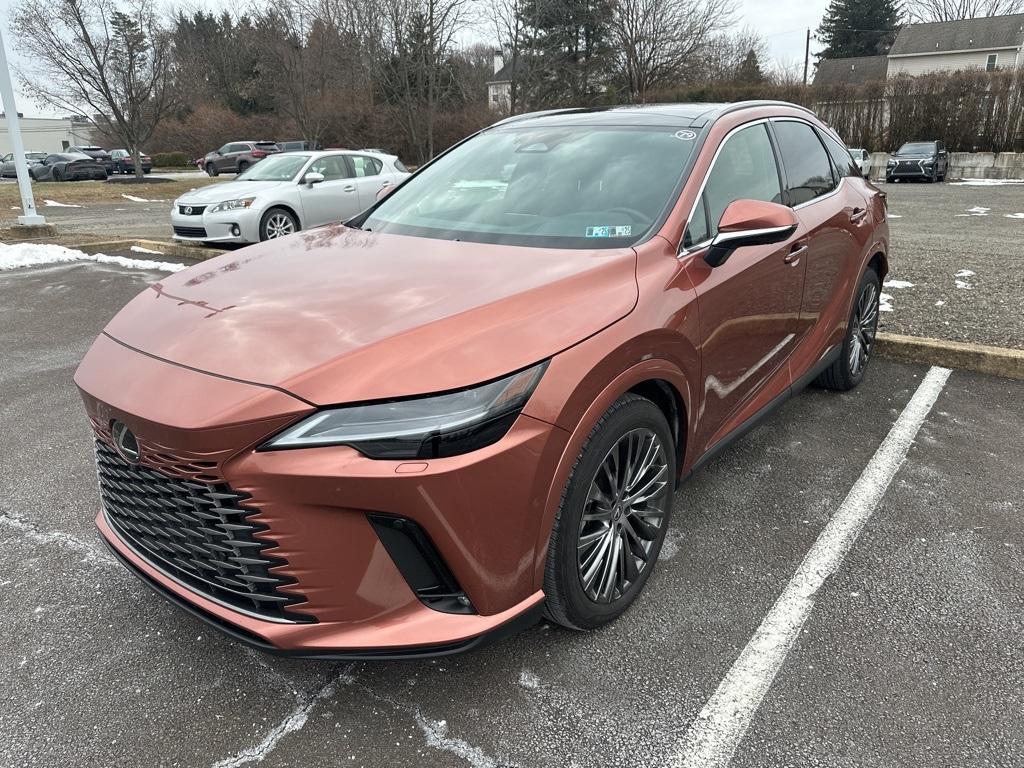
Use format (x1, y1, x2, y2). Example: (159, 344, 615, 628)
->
(887, 159, 896, 166)
(209, 198, 256, 213)
(262, 362, 548, 459)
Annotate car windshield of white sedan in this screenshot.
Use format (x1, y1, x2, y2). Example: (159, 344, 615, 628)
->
(362, 126, 697, 248)
(237, 153, 311, 181)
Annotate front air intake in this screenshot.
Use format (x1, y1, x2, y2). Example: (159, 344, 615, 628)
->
(367, 514, 475, 615)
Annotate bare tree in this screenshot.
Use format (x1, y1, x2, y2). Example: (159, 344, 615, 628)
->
(486, 0, 529, 112)
(905, 0, 1024, 21)
(701, 27, 770, 84)
(11, 0, 175, 177)
(611, 0, 737, 102)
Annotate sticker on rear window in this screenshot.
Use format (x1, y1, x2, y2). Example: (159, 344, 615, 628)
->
(586, 226, 632, 238)
(675, 130, 697, 140)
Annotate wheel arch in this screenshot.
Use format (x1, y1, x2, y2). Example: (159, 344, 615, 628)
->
(866, 250, 888, 281)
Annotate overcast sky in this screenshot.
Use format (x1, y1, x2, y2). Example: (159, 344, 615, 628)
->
(0, 0, 829, 119)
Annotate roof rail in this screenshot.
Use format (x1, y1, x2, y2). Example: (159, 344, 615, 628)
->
(711, 100, 819, 120)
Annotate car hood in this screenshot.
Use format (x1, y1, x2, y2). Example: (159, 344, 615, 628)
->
(103, 226, 638, 405)
(177, 180, 287, 204)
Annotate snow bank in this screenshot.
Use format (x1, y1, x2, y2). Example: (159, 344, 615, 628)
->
(0, 242, 185, 273)
(130, 244, 164, 255)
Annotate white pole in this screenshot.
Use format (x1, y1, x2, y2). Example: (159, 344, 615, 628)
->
(0, 28, 45, 226)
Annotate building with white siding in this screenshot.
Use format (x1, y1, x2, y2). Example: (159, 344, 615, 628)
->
(0, 115, 94, 155)
(815, 13, 1024, 85)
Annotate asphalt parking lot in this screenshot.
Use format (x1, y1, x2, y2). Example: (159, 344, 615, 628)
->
(2, 260, 1022, 767)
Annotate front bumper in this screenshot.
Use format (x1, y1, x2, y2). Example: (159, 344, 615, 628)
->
(77, 333, 564, 655)
(887, 160, 935, 178)
(171, 204, 263, 244)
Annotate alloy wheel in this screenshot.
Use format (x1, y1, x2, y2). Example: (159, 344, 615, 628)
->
(849, 282, 879, 376)
(265, 213, 295, 239)
(576, 428, 669, 604)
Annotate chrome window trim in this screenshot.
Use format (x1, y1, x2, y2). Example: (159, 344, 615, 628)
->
(711, 224, 796, 246)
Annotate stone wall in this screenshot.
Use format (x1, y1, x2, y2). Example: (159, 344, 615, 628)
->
(866, 152, 1024, 180)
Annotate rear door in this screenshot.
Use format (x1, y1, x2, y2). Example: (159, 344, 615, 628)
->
(682, 121, 807, 452)
(347, 154, 388, 209)
(297, 155, 362, 225)
(773, 120, 868, 366)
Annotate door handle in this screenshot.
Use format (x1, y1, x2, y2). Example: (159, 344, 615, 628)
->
(850, 207, 867, 223)
(343, 185, 356, 193)
(784, 241, 807, 265)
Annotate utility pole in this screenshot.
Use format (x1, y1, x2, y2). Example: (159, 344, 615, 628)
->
(803, 28, 811, 86)
(0, 28, 45, 226)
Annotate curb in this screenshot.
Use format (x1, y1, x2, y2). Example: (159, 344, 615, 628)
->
(875, 332, 1024, 381)
(70, 239, 225, 263)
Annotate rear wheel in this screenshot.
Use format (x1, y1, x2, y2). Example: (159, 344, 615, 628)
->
(260, 207, 298, 240)
(205, 163, 218, 177)
(52, 167, 63, 182)
(236, 161, 248, 175)
(816, 267, 881, 391)
(544, 394, 674, 630)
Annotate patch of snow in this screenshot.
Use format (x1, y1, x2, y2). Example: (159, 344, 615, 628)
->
(879, 292, 894, 312)
(415, 713, 498, 768)
(883, 279, 914, 289)
(121, 193, 154, 202)
(1005, 213, 1024, 219)
(935, 300, 945, 306)
(518, 670, 541, 690)
(955, 280, 973, 290)
(10, 206, 20, 210)
(130, 244, 164, 255)
(950, 178, 1024, 186)
(43, 199, 82, 208)
(887, 213, 902, 219)
(0, 242, 185, 273)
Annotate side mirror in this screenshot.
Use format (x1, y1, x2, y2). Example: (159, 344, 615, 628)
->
(706, 199, 798, 268)
(375, 184, 395, 201)
(303, 171, 325, 186)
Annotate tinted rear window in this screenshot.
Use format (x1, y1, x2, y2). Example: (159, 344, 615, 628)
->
(773, 121, 836, 206)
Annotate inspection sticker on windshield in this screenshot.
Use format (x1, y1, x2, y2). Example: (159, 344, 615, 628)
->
(586, 226, 632, 238)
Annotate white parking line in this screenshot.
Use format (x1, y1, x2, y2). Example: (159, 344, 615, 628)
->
(671, 365, 952, 768)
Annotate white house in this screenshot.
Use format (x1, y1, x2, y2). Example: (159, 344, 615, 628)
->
(486, 52, 512, 111)
(0, 114, 94, 155)
(815, 13, 1024, 85)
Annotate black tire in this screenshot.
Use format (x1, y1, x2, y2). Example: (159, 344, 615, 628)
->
(205, 163, 218, 177)
(260, 207, 299, 240)
(543, 394, 675, 630)
(886, 176, 894, 183)
(236, 161, 248, 175)
(52, 167, 63, 182)
(816, 267, 881, 391)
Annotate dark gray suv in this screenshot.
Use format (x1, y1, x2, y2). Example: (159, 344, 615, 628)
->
(886, 140, 949, 183)
(203, 141, 280, 176)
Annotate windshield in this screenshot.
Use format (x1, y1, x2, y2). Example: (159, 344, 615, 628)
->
(361, 126, 698, 248)
(897, 142, 936, 156)
(26, 152, 46, 160)
(237, 153, 311, 181)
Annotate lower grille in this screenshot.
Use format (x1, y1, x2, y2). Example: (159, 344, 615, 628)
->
(95, 440, 311, 622)
(173, 225, 207, 238)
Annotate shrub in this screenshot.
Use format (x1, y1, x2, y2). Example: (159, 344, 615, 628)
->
(151, 151, 192, 167)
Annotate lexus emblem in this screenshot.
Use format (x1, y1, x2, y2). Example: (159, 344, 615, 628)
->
(183, 205, 193, 215)
(111, 421, 141, 464)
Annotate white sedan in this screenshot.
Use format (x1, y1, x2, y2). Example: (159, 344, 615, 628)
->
(171, 150, 410, 244)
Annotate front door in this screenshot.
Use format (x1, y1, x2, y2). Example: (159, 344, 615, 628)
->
(682, 121, 806, 453)
(297, 155, 362, 226)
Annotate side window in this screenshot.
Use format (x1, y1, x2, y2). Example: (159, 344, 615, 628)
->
(773, 121, 836, 206)
(2, 153, 11, 162)
(308, 155, 351, 181)
(702, 123, 783, 238)
(217, 144, 231, 154)
(683, 196, 710, 248)
(227, 143, 246, 154)
(351, 155, 382, 177)
(820, 132, 860, 179)
(45, 155, 61, 164)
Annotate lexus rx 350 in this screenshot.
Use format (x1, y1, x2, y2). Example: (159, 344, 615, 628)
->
(76, 101, 889, 657)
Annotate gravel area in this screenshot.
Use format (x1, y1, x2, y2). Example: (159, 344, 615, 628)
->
(880, 181, 1024, 349)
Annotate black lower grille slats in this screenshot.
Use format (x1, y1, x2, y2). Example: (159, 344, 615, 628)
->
(95, 440, 312, 623)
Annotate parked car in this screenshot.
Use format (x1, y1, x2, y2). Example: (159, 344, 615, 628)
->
(0, 151, 47, 177)
(172, 150, 409, 243)
(110, 149, 153, 174)
(202, 141, 281, 176)
(29, 152, 107, 181)
(848, 147, 871, 177)
(68, 145, 113, 175)
(277, 140, 322, 152)
(886, 140, 948, 183)
(78, 102, 888, 656)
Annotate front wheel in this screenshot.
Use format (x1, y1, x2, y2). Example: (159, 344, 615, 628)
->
(260, 207, 298, 240)
(543, 394, 674, 630)
(52, 167, 63, 182)
(205, 163, 218, 177)
(816, 267, 881, 391)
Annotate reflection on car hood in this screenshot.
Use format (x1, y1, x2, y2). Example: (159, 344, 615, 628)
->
(176, 180, 287, 204)
(102, 226, 639, 405)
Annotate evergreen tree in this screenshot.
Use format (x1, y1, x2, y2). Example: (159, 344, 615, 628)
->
(735, 49, 764, 83)
(816, 0, 902, 59)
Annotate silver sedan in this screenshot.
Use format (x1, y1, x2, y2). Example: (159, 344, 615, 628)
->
(171, 150, 410, 244)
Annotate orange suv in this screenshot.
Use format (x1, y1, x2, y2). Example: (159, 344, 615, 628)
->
(76, 101, 888, 658)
